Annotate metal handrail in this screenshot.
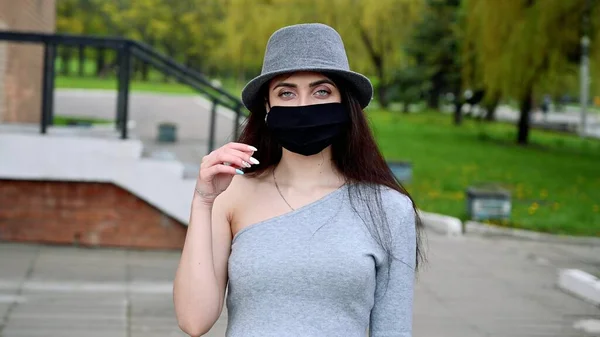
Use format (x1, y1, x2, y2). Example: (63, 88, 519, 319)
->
(131, 41, 241, 107)
(0, 30, 127, 48)
(0, 30, 245, 151)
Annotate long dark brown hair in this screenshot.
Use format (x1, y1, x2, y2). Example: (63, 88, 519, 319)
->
(236, 73, 425, 276)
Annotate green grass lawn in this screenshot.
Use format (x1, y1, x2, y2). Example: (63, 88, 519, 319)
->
(369, 109, 600, 237)
(56, 75, 246, 99)
(53, 115, 112, 126)
(56, 76, 199, 95)
(55, 56, 246, 97)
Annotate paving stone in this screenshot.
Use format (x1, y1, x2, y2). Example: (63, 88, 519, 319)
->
(2, 229, 600, 337)
(1, 327, 127, 337)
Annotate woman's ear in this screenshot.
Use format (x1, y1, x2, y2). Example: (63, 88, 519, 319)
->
(264, 98, 271, 122)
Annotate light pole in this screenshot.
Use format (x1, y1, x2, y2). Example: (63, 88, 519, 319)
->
(580, 0, 592, 138)
(580, 35, 590, 138)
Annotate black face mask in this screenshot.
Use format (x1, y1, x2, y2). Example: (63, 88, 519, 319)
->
(266, 102, 349, 156)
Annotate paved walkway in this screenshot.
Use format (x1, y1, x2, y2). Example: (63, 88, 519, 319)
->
(0, 230, 598, 337)
(493, 106, 600, 138)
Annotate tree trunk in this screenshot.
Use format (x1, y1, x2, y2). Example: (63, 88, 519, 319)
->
(95, 47, 106, 77)
(162, 42, 175, 83)
(427, 73, 443, 110)
(517, 88, 533, 145)
(484, 93, 501, 121)
(357, 24, 387, 108)
(402, 101, 410, 113)
(140, 61, 150, 81)
(131, 59, 139, 80)
(61, 47, 71, 76)
(453, 102, 463, 125)
(484, 106, 496, 121)
(427, 92, 438, 110)
(238, 68, 245, 87)
(377, 83, 389, 109)
(374, 57, 387, 108)
(78, 45, 85, 77)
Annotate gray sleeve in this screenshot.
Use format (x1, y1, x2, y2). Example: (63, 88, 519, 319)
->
(369, 190, 417, 337)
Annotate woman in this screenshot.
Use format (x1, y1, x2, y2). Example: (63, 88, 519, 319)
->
(174, 23, 424, 337)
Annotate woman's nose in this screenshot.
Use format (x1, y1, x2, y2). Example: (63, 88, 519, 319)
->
(297, 92, 311, 106)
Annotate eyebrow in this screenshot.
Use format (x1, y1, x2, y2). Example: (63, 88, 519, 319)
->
(272, 79, 337, 91)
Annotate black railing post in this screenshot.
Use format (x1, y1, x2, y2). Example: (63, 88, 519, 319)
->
(208, 99, 218, 153)
(116, 42, 131, 139)
(78, 44, 85, 77)
(114, 49, 122, 132)
(40, 40, 56, 133)
(47, 43, 56, 126)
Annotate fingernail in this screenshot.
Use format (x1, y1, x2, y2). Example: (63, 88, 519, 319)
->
(248, 145, 258, 152)
(249, 157, 260, 165)
(235, 169, 244, 175)
(242, 161, 251, 168)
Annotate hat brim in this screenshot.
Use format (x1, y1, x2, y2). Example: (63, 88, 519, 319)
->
(241, 67, 373, 111)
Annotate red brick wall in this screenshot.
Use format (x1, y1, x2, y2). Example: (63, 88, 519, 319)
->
(0, 180, 187, 250)
(0, 0, 56, 123)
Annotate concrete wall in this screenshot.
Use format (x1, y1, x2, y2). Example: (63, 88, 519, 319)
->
(0, 0, 56, 123)
(0, 132, 195, 225)
(0, 180, 187, 249)
(0, 130, 197, 249)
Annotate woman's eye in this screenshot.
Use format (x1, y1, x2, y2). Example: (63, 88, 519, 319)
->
(315, 89, 330, 97)
(279, 91, 295, 98)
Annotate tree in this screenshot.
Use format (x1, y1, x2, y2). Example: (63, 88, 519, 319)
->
(57, 0, 111, 76)
(215, 0, 285, 82)
(216, 0, 423, 108)
(463, 0, 600, 144)
(56, 0, 427, 101)
(404, 0, 462, 115)
(56, 0, 85, 75)
(348, 0, 423, 108)
(103, 0, 172, 80)
(388, 67, 431, 113)
(176, 0, 225, 76)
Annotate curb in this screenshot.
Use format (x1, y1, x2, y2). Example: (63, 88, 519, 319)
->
(574, 319, 600, 335)
(418, 211, 462, 237)
(558, 269, 600, 307)
(464, 221, 600, 246)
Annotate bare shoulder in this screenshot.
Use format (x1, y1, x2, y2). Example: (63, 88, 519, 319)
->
(225, 172, 269, 196)
(214, 171, 269, 218)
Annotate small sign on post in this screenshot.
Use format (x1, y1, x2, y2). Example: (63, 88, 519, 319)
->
(387, 161, 413, 183)
(466, 184, 511, 221)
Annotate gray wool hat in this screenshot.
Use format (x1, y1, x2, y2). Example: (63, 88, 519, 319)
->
(241, 23, 374, 111)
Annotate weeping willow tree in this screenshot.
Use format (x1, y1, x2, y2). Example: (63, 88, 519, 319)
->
(217, 0, 423, 108)
(348, 0, 423, 107)
(462, 0, 600, 144)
